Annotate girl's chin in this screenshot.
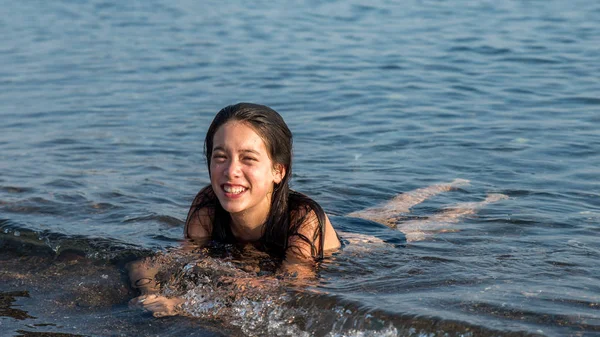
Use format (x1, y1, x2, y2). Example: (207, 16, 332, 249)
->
(222, 205, 245, 214)
(217, 198, 246, 213)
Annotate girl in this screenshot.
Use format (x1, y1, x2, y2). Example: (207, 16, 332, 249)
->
(129, 103, 506, 317)
(129, 103, 341, 316)
(183, 103, 341, 260)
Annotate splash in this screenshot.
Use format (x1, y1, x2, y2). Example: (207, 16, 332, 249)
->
(142, 245, 410, 336)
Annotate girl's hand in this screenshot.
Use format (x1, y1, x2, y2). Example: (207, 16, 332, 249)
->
(129, 294, 184, 317)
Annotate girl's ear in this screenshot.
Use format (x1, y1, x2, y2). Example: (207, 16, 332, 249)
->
(273, 163, 286, 184)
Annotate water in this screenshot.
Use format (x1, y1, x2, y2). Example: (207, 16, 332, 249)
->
(1, 0, 599, 335)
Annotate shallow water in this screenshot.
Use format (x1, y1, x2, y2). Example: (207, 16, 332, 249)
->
(1, 0, 600, 336)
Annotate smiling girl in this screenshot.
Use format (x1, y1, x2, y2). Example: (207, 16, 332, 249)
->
(128, 103, 341, 316)
(184, 102, 341, 260)
(129, 103, 506, 317)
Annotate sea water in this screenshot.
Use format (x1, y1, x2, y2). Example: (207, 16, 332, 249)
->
(1, 0, 599, 336)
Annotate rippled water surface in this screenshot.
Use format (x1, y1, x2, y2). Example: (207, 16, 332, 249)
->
(1, 0, 599, 336)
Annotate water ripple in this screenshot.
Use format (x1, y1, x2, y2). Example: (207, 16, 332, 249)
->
(2, 0, 600, 335)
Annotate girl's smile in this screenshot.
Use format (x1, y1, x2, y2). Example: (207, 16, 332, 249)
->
(222, 184, 247, 198)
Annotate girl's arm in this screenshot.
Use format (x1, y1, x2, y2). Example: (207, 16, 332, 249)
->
(126, 259, 160, 295)
(184, 206, 212, 240)
(129, 206, 213, 317)
(287, 210, 340, 259)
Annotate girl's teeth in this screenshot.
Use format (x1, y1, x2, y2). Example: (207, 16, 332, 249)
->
(224, 186, 245, 194)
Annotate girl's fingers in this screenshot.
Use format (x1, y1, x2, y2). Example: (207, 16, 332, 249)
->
(141, 295, 166, 309)
(140, 294, 159, 303)
(129, 294, 150, 307)
(131, 294, 179, 317)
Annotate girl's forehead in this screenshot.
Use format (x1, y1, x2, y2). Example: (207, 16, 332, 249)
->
(213, 121, 268, 151)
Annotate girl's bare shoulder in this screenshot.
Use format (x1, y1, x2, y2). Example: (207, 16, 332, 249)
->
(288, 196, 341, 258)
(185, 206, 213, 240)
(185, 186, 216, 240)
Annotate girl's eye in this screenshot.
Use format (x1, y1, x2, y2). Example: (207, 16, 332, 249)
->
(243, 157, 257, 162)
(212, 154, 226, 160)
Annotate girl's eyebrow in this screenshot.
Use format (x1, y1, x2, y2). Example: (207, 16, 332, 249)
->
(240, 149, 260, 155)
(212, 146, 260, 155)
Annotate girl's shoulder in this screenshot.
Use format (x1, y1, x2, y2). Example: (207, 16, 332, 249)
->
(184, 185, 216, 240)
(287, 190, 340, 259)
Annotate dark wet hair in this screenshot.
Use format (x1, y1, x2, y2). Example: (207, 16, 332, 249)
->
(186, 103, 327, 260)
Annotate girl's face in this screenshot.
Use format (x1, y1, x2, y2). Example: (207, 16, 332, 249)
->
(210, 121, 284, 221)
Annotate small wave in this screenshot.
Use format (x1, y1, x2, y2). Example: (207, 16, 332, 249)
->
(423, 63, 464, 74)
(34, 137, 79, 148)
(0, 196, 124, 217)
(450, 84, 485, 94)
(0, 197, 65, 216)
(43, 179, 86, 189)
(379, 64, 404, 71)
(447, 45, 512, 55)
(553, 96, 600, 106)
(0, 185, 35, 194)
(499, 56, 561, 65)
(123, 214, 183, 227)
(0, 220, 149, 262)
(453, 299, 600, 333)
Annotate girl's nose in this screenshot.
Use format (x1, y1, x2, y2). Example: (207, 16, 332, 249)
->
(224, 159, 241, 178)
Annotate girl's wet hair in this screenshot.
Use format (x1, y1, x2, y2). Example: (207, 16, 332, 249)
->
(187, 103, 326, 260)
